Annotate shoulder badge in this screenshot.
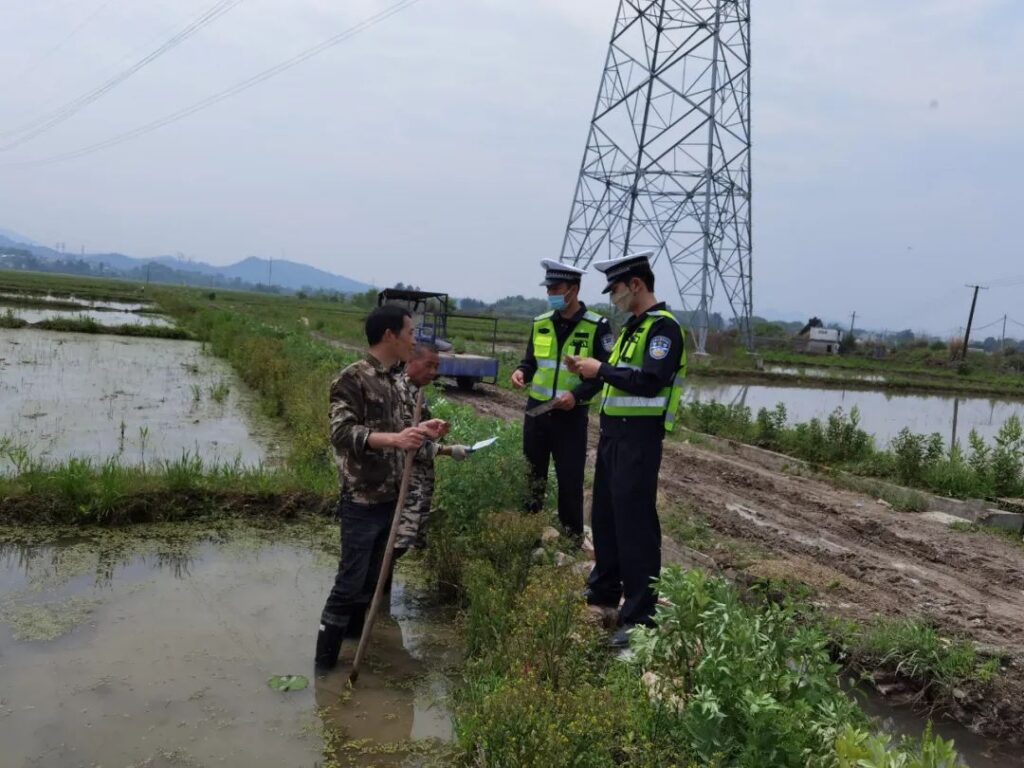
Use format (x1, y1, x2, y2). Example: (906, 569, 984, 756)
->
(649, 335, 672, 360)
(601, 334, 615, 353)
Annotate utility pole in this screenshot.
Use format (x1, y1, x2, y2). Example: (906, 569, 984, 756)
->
(1001, 314, 1008, 353)
(959, 284, 988, 361)
(848, 311, 857, 337)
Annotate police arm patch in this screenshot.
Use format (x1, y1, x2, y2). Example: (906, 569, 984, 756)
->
(601, 334, 615, 353)
(649, 335, 672, 360)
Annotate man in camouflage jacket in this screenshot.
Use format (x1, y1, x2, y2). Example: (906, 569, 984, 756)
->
(394, 342, 469, 551)
(316, 305, 447, 671)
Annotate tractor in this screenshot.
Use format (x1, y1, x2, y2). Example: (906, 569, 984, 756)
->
(377, 289, 500, 391)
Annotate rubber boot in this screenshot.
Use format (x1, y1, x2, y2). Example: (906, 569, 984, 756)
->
(315, 622, 345, 671)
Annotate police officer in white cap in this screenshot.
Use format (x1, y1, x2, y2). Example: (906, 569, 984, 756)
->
(564, 251, 686, 647)
(511, 259, 613, 538)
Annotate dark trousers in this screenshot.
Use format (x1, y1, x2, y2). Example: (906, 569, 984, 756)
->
(320, 499, 395, 636)
(586, 418, 664, 627)
(523, 405, 588, 536)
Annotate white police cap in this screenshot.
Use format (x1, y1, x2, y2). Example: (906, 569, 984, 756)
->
(593, 251, 654, 294)
(539, 259, 586, 287)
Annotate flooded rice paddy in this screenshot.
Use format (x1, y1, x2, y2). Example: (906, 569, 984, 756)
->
(0, 521, 458, 768)
(0, 328, 282, 467)
(686, 378, 1024, 447)
(3, 305, 174, 327)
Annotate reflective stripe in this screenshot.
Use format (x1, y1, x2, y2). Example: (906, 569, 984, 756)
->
(530, 383, 554, 399)
(603, 396, 669, 409)
(583, 311, 603, 323)
(536, 359, 558, 370)
(613, 362, 642, 372)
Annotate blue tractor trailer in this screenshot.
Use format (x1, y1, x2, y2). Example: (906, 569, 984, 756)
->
(377, 289, 500, 391)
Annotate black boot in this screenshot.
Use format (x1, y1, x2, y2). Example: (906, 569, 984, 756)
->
(315, 622, 345, 671)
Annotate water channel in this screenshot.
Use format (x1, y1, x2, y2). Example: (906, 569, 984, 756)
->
(686, 377, 1024, 447)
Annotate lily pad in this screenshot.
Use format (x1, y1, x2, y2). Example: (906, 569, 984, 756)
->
(267, 674, 309, 692)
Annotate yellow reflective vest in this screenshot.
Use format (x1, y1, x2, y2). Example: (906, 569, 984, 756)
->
(600, 310, 687, 431)
(528, 310, 603, 403)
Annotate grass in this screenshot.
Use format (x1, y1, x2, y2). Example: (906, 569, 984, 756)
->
(680, 400, 1024, 502)
(32, 316, 193, 339)
(830, 617, 1001, 693)
(452, 517, 965, 767)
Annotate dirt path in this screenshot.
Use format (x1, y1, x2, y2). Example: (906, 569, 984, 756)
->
(447, 383, 1024, 743)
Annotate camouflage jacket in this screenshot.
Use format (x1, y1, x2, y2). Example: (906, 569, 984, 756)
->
(329, 354, 406, 504)
(394, 374, 438, 546)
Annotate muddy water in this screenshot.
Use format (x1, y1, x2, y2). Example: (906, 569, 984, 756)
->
(0, 522, 458, 768)
(854, 687, 1020, 768)
(2, 305, 174, 327)
(686, 378, 1024, 447)
(0, 328, 283, 466)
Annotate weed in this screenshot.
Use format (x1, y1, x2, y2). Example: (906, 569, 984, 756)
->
(209, 379, 231, 404)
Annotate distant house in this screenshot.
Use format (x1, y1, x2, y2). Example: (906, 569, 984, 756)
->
(794, 321, 842, 355)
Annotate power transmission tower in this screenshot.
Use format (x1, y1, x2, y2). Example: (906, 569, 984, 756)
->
(560, 0, 753, 355)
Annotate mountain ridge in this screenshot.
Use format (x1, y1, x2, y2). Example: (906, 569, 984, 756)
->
(0, 228, 372, 294)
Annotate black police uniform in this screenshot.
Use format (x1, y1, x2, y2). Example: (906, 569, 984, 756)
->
(585, 302, 684, 628)
(516, 303, 613, 537)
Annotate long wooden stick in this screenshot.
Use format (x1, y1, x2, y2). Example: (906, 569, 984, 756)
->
(348, 389, 424, 685)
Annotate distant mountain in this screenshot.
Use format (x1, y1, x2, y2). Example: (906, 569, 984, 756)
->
(0, 228, 40, 247)
(0, 227, 372, 294)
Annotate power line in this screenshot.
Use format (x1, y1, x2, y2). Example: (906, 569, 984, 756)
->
(2, 0, 424, 169)
(0, 0, 245, 150)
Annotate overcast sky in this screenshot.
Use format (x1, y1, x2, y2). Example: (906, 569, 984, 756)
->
(1, 0, 1022, 338)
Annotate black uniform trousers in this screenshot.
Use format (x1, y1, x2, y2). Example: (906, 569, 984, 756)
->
(522, 404, 588, 537)
(320, 498, 394, 638)
(586, 416, 664, 628)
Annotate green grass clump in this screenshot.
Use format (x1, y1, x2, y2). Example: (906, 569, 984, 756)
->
(681, 401, 1024, 501)
(830, 617, 1000, 692)
(0, 308, 28, 328)
(449, 507, 963, 766)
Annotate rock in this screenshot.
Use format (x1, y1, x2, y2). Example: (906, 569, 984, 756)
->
(554, 552, 573, 567)
(978, 509, 1024, 534)
(573, 561, 595, 578)
(876, 498, 893, 509)
(541, 527, 561, 544)
(531, 547, 547, 564)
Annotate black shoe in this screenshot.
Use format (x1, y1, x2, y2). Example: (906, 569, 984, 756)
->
(608, 626, 632, 650)
(583, 587, 620, 609)
(315, 622, 345, 671)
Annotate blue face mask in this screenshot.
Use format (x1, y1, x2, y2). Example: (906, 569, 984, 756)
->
(547, 294, 567, 311)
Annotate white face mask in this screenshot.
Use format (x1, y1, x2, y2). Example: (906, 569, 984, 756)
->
(610, 284, 632, 312)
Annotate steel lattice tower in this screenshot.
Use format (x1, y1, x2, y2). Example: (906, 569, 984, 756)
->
(560, 0, 752, 354)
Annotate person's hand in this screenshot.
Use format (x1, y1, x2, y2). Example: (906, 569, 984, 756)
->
(552, 392, 576, 411)
(420, 419, 449, 440)
(565, 356, 601, 380)
(510, 369, 526, 389)
(449, 445, 470, 462)
(392, 427, 427, 451)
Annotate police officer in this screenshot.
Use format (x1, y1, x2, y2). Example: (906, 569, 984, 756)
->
(511, 260, 613, 538)
(564, 252, 687, 648)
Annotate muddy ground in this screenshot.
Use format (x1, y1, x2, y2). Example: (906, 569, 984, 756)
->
(447, 384, 1024, 746)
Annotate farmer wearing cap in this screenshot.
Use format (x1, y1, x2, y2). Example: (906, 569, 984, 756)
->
(511, 260, 613, 538)
(564, 252, 686, 648)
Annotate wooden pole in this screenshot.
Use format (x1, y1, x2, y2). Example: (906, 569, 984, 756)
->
(348, 389, 424, 685)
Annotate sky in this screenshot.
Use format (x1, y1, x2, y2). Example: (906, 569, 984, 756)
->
(1, 0, 1022, 338)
